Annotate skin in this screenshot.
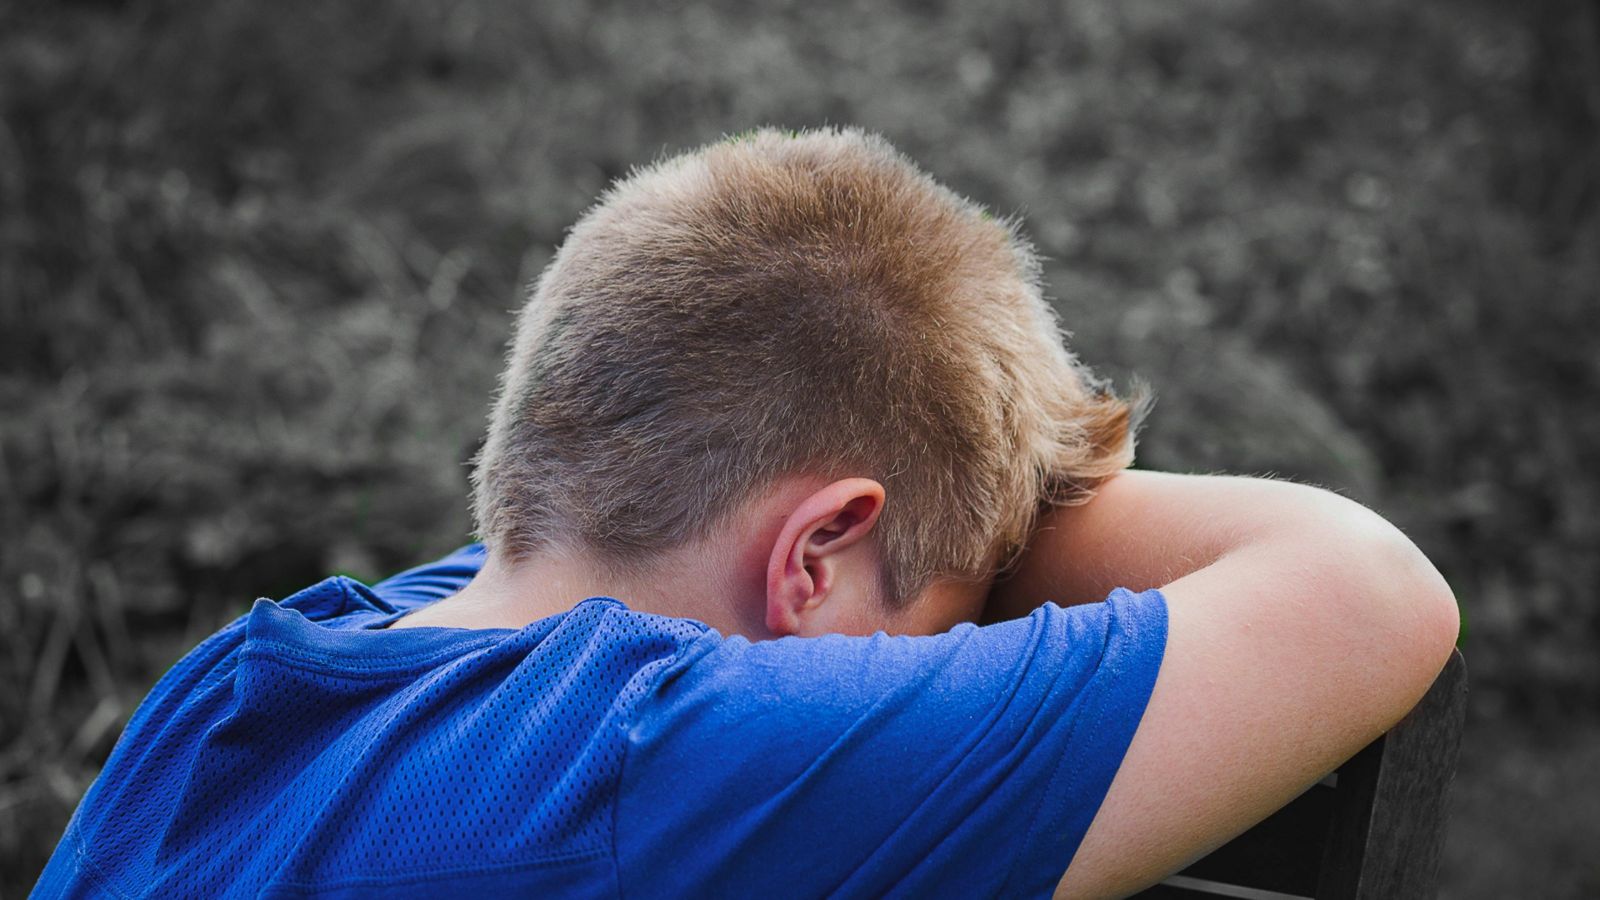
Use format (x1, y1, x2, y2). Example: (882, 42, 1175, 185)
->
(388, 475, 990, 639)
(991, 471, 1460, 898)
(391, 469, 1460, 899)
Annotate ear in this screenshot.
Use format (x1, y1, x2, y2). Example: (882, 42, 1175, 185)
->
(764, 478, 886, 637)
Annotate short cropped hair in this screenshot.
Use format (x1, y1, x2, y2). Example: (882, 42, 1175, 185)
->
(472, 127, 1137, 603)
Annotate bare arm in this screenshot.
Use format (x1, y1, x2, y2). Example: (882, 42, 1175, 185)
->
(988, 471, 1460, 899)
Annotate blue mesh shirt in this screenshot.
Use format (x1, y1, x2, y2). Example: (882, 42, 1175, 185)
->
(34, 545, 1167, 898)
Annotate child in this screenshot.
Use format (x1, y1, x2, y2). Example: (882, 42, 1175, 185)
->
(36, 128, 1457, 898)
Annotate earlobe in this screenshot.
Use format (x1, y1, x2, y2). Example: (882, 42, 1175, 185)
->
(764, 478, 885, 637)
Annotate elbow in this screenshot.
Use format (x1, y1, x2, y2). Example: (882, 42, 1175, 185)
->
(1269, 481, 1460, 688)
(1380, 525, 1458, 649)
(1400, 535, 1461, 675)
(1350, 523, 1461, 701)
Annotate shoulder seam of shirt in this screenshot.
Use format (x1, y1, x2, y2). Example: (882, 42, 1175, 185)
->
(66, 830, 137, 900)
(610, 624, 720, 900)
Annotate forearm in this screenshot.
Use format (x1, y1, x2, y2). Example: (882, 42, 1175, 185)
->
(986, 470, 1441, 620)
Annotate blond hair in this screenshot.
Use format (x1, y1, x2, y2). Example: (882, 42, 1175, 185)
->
(472, 127, 1137, 602)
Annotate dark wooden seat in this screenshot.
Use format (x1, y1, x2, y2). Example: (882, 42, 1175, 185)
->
(1133, 650, 1468, 900)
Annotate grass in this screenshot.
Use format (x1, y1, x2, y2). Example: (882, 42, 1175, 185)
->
(1, 0, 1596, 891)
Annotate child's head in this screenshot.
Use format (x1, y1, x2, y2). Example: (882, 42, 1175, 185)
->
(473, 127, 1135, 609)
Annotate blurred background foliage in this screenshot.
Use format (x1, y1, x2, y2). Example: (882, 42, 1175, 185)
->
(2, 0, 1597, 893)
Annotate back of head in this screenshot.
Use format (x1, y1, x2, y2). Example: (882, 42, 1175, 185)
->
(473, 127, 1135, 602)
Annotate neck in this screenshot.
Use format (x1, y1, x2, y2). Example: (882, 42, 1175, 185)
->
(387, 542, 769, 637)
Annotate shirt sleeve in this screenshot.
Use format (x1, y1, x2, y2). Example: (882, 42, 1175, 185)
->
(613, 588, 1168, 899)
(367, 544, 487, 610)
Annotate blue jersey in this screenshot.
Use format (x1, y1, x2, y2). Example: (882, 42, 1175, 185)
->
(35, 545, 1166, 898)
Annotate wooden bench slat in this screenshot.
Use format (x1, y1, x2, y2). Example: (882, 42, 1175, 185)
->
(1317, 650, 1468, 899)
